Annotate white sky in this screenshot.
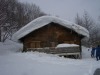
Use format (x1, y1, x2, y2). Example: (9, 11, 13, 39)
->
(19, 0, 100, 22)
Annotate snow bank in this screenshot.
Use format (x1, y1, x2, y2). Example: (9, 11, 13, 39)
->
(0, 39, 23, 55)
(56, 43, 79, 48)
(0, 51, 100, 75)
(12, 16, 89, 42)
(0, 41, 100, 75)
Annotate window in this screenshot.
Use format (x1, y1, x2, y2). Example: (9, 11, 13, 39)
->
(30, 41, 41, 48)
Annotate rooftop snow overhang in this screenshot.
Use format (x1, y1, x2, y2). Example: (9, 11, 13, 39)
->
(12, 16, 89, 42)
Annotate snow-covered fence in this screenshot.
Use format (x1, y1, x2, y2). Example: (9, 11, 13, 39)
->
(27, 47, 80, 59)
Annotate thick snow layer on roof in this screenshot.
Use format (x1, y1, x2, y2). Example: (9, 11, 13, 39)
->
(56, 43, 79, 48)
(12, 16, 89, 42)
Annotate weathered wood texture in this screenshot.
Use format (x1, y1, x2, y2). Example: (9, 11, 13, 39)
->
(20, 22, 82, 51)
(27, 47, 80, 54)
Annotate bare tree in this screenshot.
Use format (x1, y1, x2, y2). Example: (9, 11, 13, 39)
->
(75, 13, 83, 25)
(0, 0, 7, 41)
(75, 11, 99, 46)
(75, 11, 94, 31)
(0, 0, 46, 42)
(22, 3, 46, 23)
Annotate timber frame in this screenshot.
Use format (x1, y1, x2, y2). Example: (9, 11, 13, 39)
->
(20, 22, 83, 58)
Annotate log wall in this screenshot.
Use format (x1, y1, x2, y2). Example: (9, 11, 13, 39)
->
(20, 22, 82, 51)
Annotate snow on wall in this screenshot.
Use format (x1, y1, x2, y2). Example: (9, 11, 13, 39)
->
(12, 16, 89, 42)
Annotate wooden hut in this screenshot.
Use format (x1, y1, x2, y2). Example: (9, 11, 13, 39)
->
(12, 16, 89, 58)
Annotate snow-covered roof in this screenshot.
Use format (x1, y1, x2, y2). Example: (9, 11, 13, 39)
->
(12, 16, 89, 42)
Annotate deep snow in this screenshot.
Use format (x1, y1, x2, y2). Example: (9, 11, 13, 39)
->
(0, 40, 100, 75)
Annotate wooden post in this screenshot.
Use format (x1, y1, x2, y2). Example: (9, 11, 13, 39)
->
(22, 41, 26, 52)
(0, 27, 1, 42)
(79, 40, 82, 59)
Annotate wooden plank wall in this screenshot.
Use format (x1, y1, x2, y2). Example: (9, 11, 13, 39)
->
(21, 22, 82, 51)
(27, 47, 80, 54)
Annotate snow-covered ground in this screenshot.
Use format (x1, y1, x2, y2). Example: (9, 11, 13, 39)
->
(0, 40, 100, 75)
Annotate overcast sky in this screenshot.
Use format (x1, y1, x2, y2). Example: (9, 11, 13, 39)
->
(19, 0, 100, 22)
